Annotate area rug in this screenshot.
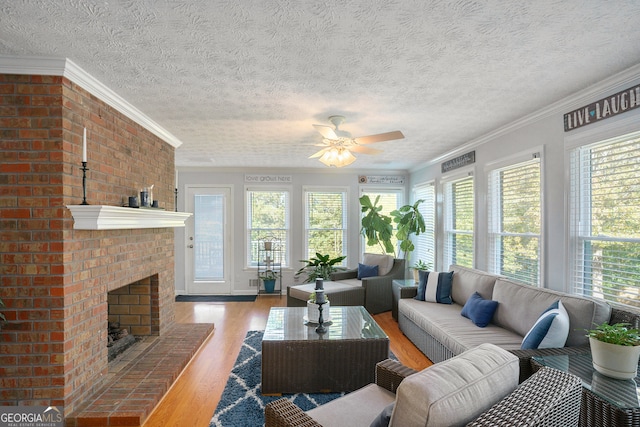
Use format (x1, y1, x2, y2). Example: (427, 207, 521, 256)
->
(209, 330, 346, 427)
(175, 295, 257, 302)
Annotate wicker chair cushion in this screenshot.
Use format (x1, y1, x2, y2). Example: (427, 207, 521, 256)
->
(363, 253, 394, 276)
(390, 343, 519, 427)
(305, 384, 395, 427)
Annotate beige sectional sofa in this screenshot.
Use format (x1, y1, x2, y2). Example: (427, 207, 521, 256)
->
(398, 265, 615, 368)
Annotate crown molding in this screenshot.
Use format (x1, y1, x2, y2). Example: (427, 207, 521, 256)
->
(411, 62, 640, 173)
(0, 55, 183, 148)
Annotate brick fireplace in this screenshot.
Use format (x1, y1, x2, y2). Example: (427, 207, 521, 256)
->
(0, 72, 188, 419)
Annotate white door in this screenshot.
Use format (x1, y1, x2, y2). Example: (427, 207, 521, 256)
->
(185, 186, 232, 294)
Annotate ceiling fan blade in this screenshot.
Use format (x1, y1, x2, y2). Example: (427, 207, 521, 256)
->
(354, 131, 404, 145)
(349, 145, 382, 155)
(313, 124, 338, 140)
(309, 147, 329, 159)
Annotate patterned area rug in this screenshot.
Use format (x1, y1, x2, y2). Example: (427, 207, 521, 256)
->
(209, 330, 346, 427)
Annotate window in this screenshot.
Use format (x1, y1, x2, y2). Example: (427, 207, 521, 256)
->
(246, 188, 290, 267)
(487, 155, 542, 285)
(360, 188, 403, 256)
(304, 188, 347, 262)
(412, 182, 435, 269)
(443, 174, 474, 268)
(570, 132, 640, 309)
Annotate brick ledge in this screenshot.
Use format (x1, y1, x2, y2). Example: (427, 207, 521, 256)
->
(66, 323, 215, 427)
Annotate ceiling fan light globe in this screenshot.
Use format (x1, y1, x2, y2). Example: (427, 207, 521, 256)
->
(318, 147, 356, 167)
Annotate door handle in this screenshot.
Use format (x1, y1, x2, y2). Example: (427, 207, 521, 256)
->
(188, 244, 193, 248)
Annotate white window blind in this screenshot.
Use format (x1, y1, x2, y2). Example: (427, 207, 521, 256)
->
(304, 189, 347, 263)
(443, 175, 474, 268)
(570, 132, 640, 309)
(487, 157, 541, 286)
(413, 182, 435, 269)
(246, 188, 290, 267)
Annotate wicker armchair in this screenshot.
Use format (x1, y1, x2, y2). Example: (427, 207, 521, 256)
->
(330, 258, 405, 314)
(265, 358, 582, 427)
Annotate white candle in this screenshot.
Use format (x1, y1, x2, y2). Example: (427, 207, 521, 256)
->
(82, 127, 87, 162)
(175, 170, 178, 189)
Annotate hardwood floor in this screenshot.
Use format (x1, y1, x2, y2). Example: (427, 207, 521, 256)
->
(142, 296, 431, 427)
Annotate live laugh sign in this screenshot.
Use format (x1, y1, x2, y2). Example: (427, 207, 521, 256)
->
(564, 83, 640, 131)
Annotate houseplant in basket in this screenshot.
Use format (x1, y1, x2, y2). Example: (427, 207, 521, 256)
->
(587, 322, 640, 379)
(259, 270, 279, 293)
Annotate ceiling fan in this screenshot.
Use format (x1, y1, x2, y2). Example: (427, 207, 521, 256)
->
(310, 115, 405, 167)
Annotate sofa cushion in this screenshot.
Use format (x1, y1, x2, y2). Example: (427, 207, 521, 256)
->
(461, 292, 499, 327)
(390, 343, 519, 427)
(449, 265, 499, 306)
(491, 278, 611, 346)
(415, 270, 453, 304)
(398, 299, 524, 355)
(521, 300, 570, 349)
(306, 383, 395, 427)
(358, 263, 379, 279)
(363, 253, 394, 276)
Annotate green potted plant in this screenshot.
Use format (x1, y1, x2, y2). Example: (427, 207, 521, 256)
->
(295, 253, 347, 283)
(259, 270, 279, 293)
(359, 195, 395, 255)
(359, 195, 426, 262)
(410, 259, 432, 284)
(586, 322, 640, 379)
(391, 199, 426, 260)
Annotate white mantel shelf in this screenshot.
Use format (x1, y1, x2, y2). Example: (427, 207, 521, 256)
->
(67, 205, 192, 230)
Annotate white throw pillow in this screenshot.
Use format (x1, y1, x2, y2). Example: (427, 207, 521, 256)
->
(521, 300, 570, 349)
(362, 253, 394, 276)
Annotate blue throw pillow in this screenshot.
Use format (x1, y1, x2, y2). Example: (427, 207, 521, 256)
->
(414, 270, 453, 304)
(357, 263, 378, 280)
(460, 292, 499, 327)
(521, 300, 570, 349)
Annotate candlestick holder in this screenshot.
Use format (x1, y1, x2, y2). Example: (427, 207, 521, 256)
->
(81, 161, 89, 205)
(315, 301, 328, 334)
(174, 187, 178, 212)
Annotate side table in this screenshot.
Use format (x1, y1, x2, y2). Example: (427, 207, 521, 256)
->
(392, 279, 418, 321)
(532, 352, 640, 427)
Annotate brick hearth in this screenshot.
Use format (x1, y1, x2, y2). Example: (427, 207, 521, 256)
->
(0, 72, 201, 422)
(67, 323, 214, 427)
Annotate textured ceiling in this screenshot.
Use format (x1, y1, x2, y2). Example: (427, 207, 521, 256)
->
(2, 0, 640, 170)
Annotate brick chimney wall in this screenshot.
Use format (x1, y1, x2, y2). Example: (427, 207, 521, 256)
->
(0, 74, 177, 415)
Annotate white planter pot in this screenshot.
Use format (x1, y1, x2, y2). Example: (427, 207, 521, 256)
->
(307, 300, 330, 324)
(589, 337, 640, 379)
(412, 269, 420, 284)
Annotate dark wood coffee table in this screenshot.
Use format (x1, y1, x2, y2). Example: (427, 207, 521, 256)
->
(261, 306, 389, 394)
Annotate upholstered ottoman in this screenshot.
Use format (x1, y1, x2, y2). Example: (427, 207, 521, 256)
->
(287, 281, 365, 307)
